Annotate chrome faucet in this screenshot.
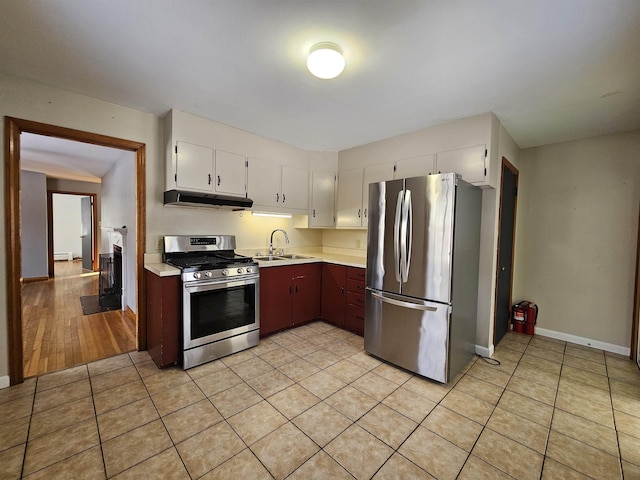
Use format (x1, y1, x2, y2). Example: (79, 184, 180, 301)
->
(269, 228, 289, 256)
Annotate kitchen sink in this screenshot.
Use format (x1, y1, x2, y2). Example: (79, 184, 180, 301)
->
(278, 254, 314, 260)
(253, 254, 315, 261)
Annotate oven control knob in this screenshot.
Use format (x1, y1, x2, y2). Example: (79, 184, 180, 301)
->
(245, 267, 252, 273)
(204, 271, 213, 278)
(221, 269, 229, 276)
(193, 272, 202, 279)
(237, 268, 244, 274)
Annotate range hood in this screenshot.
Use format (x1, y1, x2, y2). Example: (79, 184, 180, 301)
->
(163, 190, 253, 211)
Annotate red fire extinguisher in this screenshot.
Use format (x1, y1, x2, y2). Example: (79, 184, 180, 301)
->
(512, 301, 538, 335)
(512, 301, 528, 333)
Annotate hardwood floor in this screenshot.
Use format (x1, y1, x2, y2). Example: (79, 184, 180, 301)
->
(21, 260, 137, 378)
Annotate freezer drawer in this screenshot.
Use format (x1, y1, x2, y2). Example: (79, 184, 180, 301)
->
(364, 288, 451, 383)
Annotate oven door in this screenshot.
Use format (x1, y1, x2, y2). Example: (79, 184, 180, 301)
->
(183, 274, 260, 350)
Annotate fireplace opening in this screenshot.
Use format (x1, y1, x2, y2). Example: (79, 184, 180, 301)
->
(99, 245, 122, 309)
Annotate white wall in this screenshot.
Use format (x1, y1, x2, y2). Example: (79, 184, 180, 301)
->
(101, 150, 136, 312)
(513, 131, 640, 350)
(20, 171, 48, 279)
(52, 194, 82, 258)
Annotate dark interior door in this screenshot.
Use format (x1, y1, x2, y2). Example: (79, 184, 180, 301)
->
(495, 160, 518, 345)
(80, 196, 93, 271)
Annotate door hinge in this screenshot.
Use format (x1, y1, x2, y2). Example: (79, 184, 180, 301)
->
(175, 145, 178, 154)
(484, 148, 488, 157)
(245, 160, 248, 167)
(484, 168, 487, 176)
(514, 187, 518, 196)
(393, 164, 397, 172)
(174, 173, 177, 182)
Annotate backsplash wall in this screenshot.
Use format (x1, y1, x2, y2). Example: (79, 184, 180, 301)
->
(321, 229, 367, 257)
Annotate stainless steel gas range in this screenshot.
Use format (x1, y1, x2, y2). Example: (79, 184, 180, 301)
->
(163, 235, 259, 369)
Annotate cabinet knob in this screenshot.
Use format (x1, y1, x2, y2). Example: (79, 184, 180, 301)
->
(282, 194, 286, 203)
(217, 175, 221, 186)
(208, 174, 212, 185)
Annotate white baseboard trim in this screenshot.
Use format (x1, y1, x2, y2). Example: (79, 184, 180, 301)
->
(475, 344, 494, 358)
(0, 376, 10, 390)
(535, 327, 630, 356)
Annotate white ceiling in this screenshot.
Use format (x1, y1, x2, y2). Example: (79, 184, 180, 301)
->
(1, 0, 639, 156)
(20, 133, 127, 183)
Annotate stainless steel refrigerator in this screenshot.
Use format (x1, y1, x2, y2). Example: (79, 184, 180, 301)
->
(365, 173, 481, 383)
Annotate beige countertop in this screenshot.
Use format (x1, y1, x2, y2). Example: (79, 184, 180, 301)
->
(144, 251, 366, 276)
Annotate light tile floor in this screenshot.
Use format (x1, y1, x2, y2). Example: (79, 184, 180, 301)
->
(1, 322, 639, 479)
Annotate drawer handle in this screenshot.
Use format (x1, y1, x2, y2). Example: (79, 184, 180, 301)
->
(356, 316, 364, 320)
(357, 285, 364, 289)
(356, 298, 364, 303)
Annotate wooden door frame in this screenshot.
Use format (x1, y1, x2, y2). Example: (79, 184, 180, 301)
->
(47, 191, 99, 277)
(493, 157, 519, 344)
(5, 116, 147, 385)
(631, 203, 640, 363)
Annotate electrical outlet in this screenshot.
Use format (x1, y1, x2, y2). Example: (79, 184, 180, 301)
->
(356, 239, 361, 249)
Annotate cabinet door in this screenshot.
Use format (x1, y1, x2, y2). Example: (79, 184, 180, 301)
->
(248, 157, 282, 208)
(435, 145, 486, 184)
(282, 165, 309, 211)
(394, 155, 435, 179)
(292, 264, 322, 325)
(310, 171, 335, 228)
(362, 163, 396, 227)
(259, 267, 292, 335)
(336, 168, 364, 228)
(175, 141, 214, 192)
(214, 150, 246, 197)
(321, 263, 346, 327)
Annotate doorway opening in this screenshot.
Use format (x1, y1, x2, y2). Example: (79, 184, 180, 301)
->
(48, 191, 98, 277)
(494, 157, 519, 346)
(5, 117, 147, 385)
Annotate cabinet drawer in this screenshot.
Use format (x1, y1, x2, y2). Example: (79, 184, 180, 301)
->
(346, 278, 365, 294)
(346, 290, 365, 307)
(347, 267, 366, 281)
(345, 303, 365, 335)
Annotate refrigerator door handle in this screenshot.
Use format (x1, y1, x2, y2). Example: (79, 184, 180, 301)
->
(401, 189, 412, 282)
(370, 291, 438, 312)
(393, 190, 404, 282)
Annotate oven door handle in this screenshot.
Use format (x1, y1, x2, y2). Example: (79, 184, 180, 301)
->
(183, 275, 259, 293)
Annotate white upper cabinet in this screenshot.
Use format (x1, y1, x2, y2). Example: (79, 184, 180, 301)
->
(435, 145, 487, 184)
(247, 159, 309, 214)
(336, 163, 395, 229)
(166, 111, 248, 198)
(362, 163, 395, 227)
(310, 171, 335, 228)
(394, 154, 435, 179)
(247, 157, 281, 208)
(214, 150, 247, 197)
(175, 141, 214, 192)
(336, 167, 364, 228)
(282, 165, 309, 211)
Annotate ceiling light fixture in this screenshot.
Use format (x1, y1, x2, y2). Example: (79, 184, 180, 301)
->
(306, 42, 345, 79)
